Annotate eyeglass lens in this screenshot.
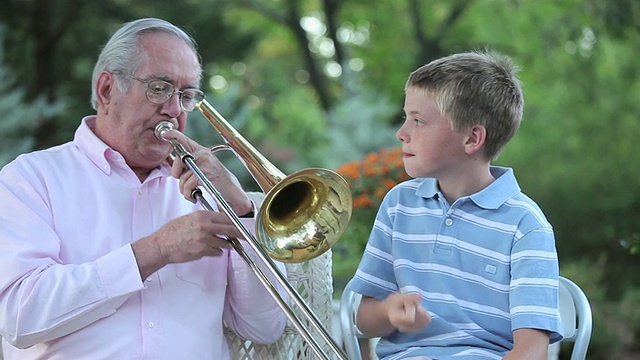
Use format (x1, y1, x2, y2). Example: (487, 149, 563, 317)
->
(145, 79, 204, 111)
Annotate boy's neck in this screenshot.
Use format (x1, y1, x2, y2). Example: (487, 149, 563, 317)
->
(437, 162, 495, 204)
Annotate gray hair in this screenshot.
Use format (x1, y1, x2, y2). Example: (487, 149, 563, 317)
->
(405, 50, 524, 161)
(90, 18, 202, 110)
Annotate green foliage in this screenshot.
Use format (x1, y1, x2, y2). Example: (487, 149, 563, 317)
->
(266, 85, 328, 172)
(332, 206, 377, 296)
(620, 288, 640, 353)
(321, 72, 399, 170)
(560, 258, 626, 359)
(0, 26, 65, 167)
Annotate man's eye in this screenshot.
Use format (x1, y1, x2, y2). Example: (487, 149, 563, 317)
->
(149, 82, 169, 94)
(151, 86, 167, 94)
(182, 91, 195, 101)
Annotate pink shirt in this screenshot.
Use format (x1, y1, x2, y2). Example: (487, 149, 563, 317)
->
(0, 116, 287, 359)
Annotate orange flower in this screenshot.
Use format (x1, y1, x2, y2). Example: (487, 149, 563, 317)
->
(336, 147, 409, 209)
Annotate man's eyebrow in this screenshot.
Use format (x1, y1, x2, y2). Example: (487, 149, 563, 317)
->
(147, 74, 199, 89)
(143, 73, 170, 81)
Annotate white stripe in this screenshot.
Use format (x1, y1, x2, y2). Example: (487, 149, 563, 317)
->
(354, 269, 398, 292)
(505, 198, 552, 228)
(373, 218, 393, 236)
(451, 208, 517, 234)
(512, 305, 558, 317)
(390, 203, 443, 217)
(452, 349, 503, 359)
(515, 226, 554, 241)
(435, 234, 511, 263)
(402, 286, 511, 320)
(395, 260, 509, 292)
(393, 233, 438, 243)
(391, 232, 511, 264)
(511, 277, 557, 287)
(511, 249, 557, 262)
(366, 245, 394, 263)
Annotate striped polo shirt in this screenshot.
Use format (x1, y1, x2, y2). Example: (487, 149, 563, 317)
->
(346, 166, 563, 360)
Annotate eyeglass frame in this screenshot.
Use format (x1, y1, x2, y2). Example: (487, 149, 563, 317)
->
(128, 76, 205, 112)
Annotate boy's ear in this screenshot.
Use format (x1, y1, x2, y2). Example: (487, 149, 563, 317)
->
(464, 125, 487, 155)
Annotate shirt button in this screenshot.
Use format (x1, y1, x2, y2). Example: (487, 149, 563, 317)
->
(103, 164, 109, 171)
(445, 218, 453, 226)
(148, 321, 155, 328)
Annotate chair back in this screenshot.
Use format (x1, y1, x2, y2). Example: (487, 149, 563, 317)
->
(558, 277, 593, 360)
(225, 251, 336, 359)
(339, 288, 363, 360)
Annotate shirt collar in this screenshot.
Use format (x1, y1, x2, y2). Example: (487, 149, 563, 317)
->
(469, 166, 521, 209)
(414, 166, 521, 209)
(73, 116, 172, 177)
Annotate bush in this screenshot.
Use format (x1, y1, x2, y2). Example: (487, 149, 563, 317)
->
(332, 147, 409, 295)
(560, 258, 624, 359)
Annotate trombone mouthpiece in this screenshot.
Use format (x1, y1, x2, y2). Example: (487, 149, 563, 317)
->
(154, 121, 175, 141)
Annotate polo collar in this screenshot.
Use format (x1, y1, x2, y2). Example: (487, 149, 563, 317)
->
(414, 166, 521, 209)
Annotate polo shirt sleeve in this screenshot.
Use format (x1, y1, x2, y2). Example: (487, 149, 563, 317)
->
(509, 223, 564, 343)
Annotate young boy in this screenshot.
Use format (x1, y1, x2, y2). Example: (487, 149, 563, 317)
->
(346, 50, 563, 360)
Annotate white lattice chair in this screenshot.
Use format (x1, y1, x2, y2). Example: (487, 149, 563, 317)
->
(225, 192, 337, 359)
(225, 251, 335, 359)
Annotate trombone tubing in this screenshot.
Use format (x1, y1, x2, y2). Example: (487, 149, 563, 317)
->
(155, 122, 348, 360)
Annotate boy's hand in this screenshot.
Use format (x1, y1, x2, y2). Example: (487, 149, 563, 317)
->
(384, 292, 431, 332)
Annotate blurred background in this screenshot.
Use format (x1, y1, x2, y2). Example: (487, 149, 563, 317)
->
(0, 0, 638, 358)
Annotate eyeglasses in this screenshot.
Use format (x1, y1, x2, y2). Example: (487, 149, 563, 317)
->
(131, 77, 205, 112)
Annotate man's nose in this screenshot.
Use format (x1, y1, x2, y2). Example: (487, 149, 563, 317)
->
(162, 91, 183, 117)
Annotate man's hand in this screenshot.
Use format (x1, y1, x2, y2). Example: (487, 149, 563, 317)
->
(160, 129, 253, 216)
(132, 210, 243, 280)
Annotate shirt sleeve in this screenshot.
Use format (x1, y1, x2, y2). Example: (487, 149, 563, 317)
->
(0, 162, 144, 348)
(222, 217, 288, 344)
(509, 223, 564, 343)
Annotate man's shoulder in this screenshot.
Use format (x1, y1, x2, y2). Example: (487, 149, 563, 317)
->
(3, 142, 77, 172)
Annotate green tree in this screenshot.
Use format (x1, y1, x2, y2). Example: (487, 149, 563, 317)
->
(0, 25, 65, 167)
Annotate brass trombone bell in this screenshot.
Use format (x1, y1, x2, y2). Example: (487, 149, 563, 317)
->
(195, 99, 353, 263)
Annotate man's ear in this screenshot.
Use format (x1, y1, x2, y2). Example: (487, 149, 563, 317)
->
(95, 71, 115, 110)
(464, 125, 487, 155)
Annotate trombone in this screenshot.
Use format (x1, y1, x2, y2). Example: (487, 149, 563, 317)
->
(154, 99, 352, 359)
